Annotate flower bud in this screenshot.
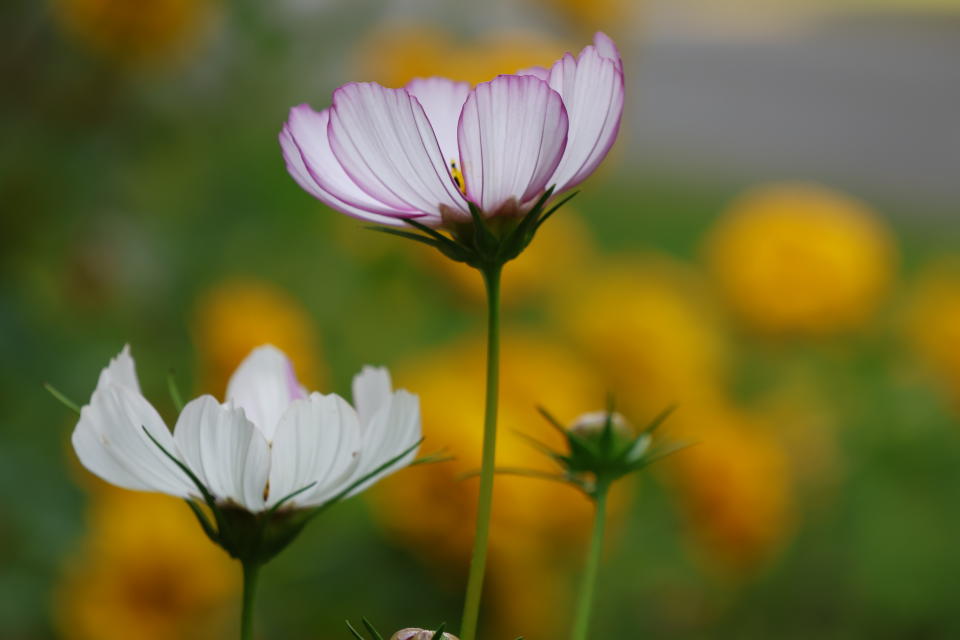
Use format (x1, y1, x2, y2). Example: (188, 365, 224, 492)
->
(569, 410, 632, 440)
(528, 405, 682, 496)
(391, 629, 459, 640)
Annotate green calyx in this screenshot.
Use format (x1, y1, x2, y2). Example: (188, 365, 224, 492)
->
(506, 403, 687, 500)
(196, 501, 315, 565)
(371, 186, 578, 271)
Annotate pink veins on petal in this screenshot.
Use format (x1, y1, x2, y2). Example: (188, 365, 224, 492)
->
(281, 31, 624, 228)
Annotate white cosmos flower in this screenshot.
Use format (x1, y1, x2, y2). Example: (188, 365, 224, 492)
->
(280, 32, 624, 227)
(72, 345, 421, 512)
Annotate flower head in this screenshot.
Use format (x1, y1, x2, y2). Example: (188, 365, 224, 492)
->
(391, 629, 459, 640)
(281, 32, 623, 235)
(906, 256, 960, 412)
(72, 344, 421, 562)
(53, 0, 217, 67)
(705, 182, 897, 336)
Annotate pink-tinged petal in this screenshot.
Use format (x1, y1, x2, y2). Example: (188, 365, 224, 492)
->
(268, 392, 361, 509)
(328, 83, 469, 220)
(72, 384, 193, 498)
(173, 396, 270, 512)
(546, 44, 624, 193)
(592, 31, 622, 69)
(457, 75, 569, 215)
(283, 106, 423, 226)
(405, 77, 470, 170)
(515, 65, 551, 82)
(226, 345, 305, 441)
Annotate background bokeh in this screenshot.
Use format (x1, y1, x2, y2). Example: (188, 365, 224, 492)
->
(4, 0, 960, 638)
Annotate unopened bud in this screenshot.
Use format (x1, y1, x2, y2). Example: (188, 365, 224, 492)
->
(391, 629, 459, 640)
(569, 410, 632, 440)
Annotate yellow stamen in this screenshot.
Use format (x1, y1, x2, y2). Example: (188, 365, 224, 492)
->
(450, 160, 466, 194)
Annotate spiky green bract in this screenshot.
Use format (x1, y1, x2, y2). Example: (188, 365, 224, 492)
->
(44, 383, 82, 415)
(519, 403, 684, 499)
(370, 187, 578, 271)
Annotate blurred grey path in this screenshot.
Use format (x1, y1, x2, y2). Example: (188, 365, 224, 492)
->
(626, 9, 960, 206)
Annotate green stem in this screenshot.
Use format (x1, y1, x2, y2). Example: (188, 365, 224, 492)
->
(571, 487, 609, 640)
(460, 263, 503, 640)
(240, 561, 261, 640)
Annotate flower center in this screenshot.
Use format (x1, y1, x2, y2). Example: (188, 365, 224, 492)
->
(449, 160, 466, 194)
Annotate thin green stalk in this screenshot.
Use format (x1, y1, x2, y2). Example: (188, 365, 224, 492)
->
(460, 263, 502, 640)
(240, 561, 261, 640)
(571, 486, 609, 640)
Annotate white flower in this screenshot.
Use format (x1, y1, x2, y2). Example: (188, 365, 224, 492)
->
(72, 345, 421, 512)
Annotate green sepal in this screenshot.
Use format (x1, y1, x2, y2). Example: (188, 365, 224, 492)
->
(370, 184, 576, 272)
(368, 226, 445, 251)
(532, 189, 578, 234)
(184, 499, 219, 545)
(642, 404, 677, 435)
(167, 370, 185, 412)
(362, 617, 385, 640)
(410, 449, 456, 466)
(345, 620, 367, 640)
(510, 402, 685, 499)
(44, 383, 82, 415)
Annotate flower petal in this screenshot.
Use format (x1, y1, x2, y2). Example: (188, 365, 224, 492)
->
(282, 105, 420, 226)
(592, 31, 622, 69)
(515, 65, 551, 82)
(225, 345, 305, 441)
(346, 390, 421, 498)
(352, 365, 393, 428)
(328, 82, 468, 220)
(545, 38, 624, 192)
(268, 392, 361, 509)
(405, 77, 471, 172)
(173, 395, 270, 511)
(95, 344, 141, 393)
(73, 384, 193, 497)
(457, 75, 569, 214)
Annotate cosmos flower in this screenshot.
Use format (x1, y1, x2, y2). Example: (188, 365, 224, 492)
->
(72, 345, 420, 516)
(280, 32, 623, 228)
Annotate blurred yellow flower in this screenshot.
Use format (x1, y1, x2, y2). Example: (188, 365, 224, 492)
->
(192, 278, 324, 395)
(56, 487, 237, 640)
(370, 333, 614, 638)
(52, 0, 217, 66)
(559, 255, 730, 417)
(528, 0, 638, 32)
(705, 183, 897, 337)
(669, 404, 795, 574)
(353, 25, 570, 88)
(421, 210, 595, 308)
(906, 256, 960, 405)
